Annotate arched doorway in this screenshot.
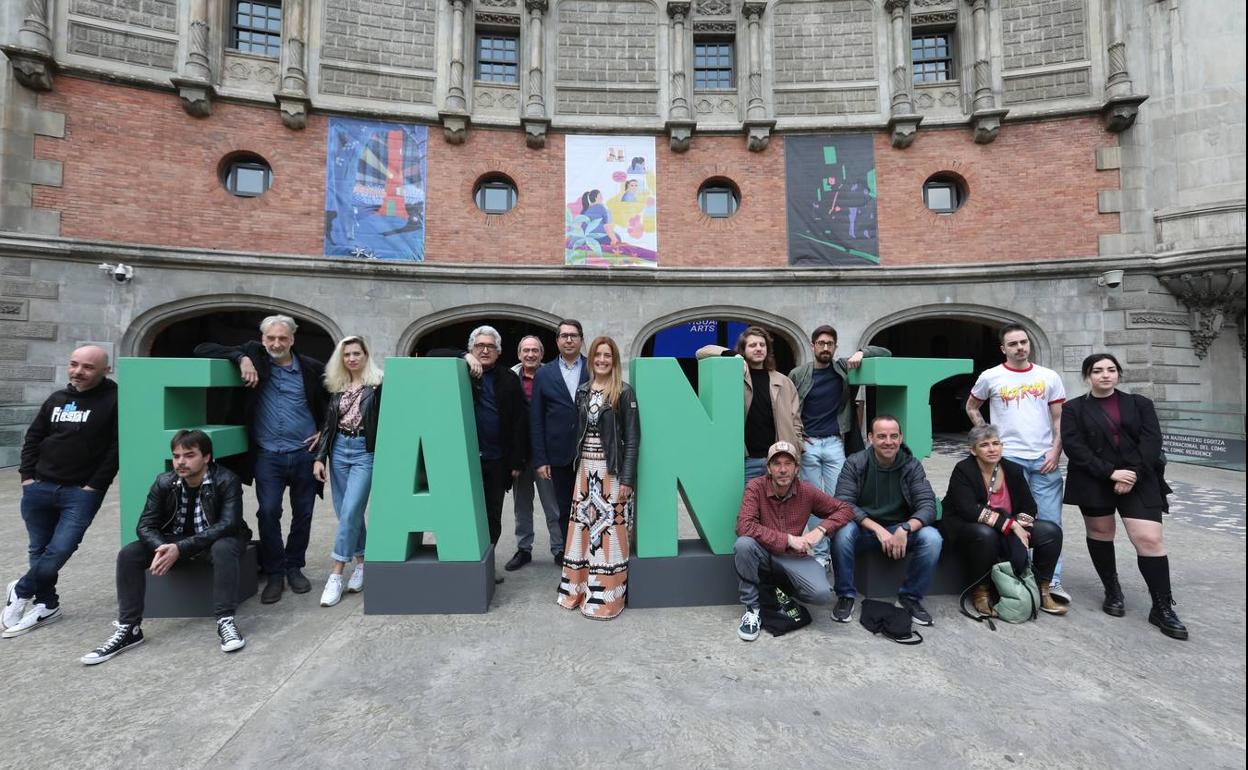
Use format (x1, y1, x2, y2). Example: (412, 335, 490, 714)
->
(868, 318, 1000, 433)
(148, 309, 336, 363)
(638, 317, 800, 389)
(411, 319, 558, 370)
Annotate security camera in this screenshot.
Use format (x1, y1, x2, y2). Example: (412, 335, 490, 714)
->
(98, 263, 134, 284)
(1097, 269, 1124, 288)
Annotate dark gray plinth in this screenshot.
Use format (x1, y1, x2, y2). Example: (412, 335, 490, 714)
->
(144, 542, 258, 618)
(851, 548, 969, 598)
(629, 539, 739, 608)
(364, 544, 496, 615)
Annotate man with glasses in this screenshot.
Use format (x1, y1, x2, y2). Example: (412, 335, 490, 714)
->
(788, 325, 890, 566)
(432, 326, 528, 582)
(530, 320, 589, 564)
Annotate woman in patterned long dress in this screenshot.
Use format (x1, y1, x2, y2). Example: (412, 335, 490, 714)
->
(557, 336, 640, 619)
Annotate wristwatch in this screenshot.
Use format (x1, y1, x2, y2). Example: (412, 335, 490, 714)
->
(899, 522, 912, 534)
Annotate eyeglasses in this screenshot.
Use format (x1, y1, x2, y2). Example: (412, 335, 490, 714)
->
(471, 343, 498, 352)
(557, 333, 581, 340)
(814, 340, 837, 349)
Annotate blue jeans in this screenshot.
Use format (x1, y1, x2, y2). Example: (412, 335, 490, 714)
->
(254, 447, 319, 575)
(1006, 454, 1065, 582)
(513, 465, 564, 555)
(801, 435, 846, 564)
(831, 520, 943, 601)
(329, 436, 372, 564)
(744, 456, 767, 483)
(16, 481, 106, 608)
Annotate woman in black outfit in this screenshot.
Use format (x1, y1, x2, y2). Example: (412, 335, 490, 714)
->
(943, 424, 1066, 617)
(1062, 353, 1187, 640)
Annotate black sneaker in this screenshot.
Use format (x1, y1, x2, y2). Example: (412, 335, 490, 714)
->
(504, 550, 532, 571)
(261, 575, 284, 604)
(899, 596, 933, 626)
(286, 569, 312, 594)
(81, 621, 144, 665)
(831, 595, 855, 623)
(553, 551, 564, 567)
(217, 616, 246, 653)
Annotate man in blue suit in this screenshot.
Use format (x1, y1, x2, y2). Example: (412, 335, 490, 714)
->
(530, 319, 589, 565)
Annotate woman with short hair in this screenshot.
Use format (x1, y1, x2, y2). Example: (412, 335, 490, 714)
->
(1062, 353, 1187, 639)
(942, 423, 1066, 616)
(313, 335, 383, 607)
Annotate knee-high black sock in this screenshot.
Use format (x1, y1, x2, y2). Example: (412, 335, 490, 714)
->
(1137, 555, 1172, 603)
(1085, 538, 1118, 588)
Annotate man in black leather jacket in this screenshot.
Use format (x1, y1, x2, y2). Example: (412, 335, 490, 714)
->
(80, 430, 252, 665)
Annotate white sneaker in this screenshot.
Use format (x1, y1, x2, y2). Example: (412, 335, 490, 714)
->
(2, 580, 29, 630)
(737, 609, 761, 642)
(1049, 580, 1072, 604)
(1, 603, 62, 638)
(320, 574, 344, 607)
(347, 564, 364, 593)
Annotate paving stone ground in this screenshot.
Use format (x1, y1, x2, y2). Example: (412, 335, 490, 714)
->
(0, 446, 1243, 769)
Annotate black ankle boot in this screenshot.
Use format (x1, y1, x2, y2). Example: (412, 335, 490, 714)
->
(1102, 576, 1125, 617)
(1148, 595, 1189, 640)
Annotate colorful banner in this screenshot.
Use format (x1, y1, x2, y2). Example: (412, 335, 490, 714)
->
(564, 135, 658, 266)
(784, 134, 879, 266)
(324, 118, 428, 261)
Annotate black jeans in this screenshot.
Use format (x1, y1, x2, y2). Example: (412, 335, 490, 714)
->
(480, 458, 510, 546)
(116, 537, 245, 624)
(955, 520, 1063, 583)
(550, 463, 576, 546)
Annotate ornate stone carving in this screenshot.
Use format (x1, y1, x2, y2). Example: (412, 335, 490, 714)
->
(667, 1, 694, 150)
(968, 0, 1005, 143)
(885, 0, 921, 148)
(696, 0, 732, 16)
(276, 0, 310, 130)
(1158, 269, 1247, 359)
(3, 0, 56, 92)
(480, 0, 518, 6)
(172, 0, 215, 117)
(692, 21, 736, 33)
(442, 0, 471, 143)
(741, 0, 771, 151)
(912, 10, 957, 25)
(1101, 0, 1148, 132)
(476, 12, 521, 25)
(522, 0, 549, 148)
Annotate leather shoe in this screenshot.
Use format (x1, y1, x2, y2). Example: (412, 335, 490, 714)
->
(504, 550, 532, 571)
(1149, 597, 1189, 640)
(1102, 576, 1126, 617)
(261, 575, 284, 604)
(286, 569, 312, 594)
(494, 575, 505, 584)
(553, 551, 564, 567)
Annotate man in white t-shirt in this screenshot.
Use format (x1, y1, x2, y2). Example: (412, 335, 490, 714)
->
(966, 323, 1071, 603)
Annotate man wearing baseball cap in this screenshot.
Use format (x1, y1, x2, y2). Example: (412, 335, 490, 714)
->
(732, 440, 855, 641)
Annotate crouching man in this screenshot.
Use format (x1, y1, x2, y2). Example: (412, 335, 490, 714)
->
(733, 441, 854, 641)
(81, 430, 251, 665)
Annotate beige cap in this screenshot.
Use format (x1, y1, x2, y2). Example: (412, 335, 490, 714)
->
(766, 440, 799, 463)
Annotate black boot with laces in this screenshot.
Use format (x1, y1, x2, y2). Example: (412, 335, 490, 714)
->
(1148, 595, 1189, 640)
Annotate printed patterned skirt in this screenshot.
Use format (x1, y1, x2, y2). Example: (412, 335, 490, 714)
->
(556, 432, 634, 619)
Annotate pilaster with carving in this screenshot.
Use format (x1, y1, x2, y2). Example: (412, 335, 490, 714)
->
(665, 2, 696, 152)
(741, 1, 774, 152)
(967, 0, 1005, 143)
(275, 0, 311, 129)
(1158, 269, 1247, 359)
(2, 0, 57, 91)
(440, 0, 472, 143)
(885, 0, 922, 148)
(1100, 0, 1147, 132)
(171, 0, 216, 117)
(521, 0, 550, 148)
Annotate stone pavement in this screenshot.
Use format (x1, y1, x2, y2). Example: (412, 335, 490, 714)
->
(0, 447, 1243, 770)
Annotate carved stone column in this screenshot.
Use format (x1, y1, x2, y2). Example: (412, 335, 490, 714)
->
(440, 0, 471, 143)
(521, 0, 550, 149)
(171, 0, 215, 117)
(885, 0, 922, 148)
(665, 2, 696, 152)
(275, 0, 311, 129)
(1159, 269, 1247, 359)
(967, 0, 1006, 143)
(741, 1, 774, 152)
(3, 0, 58, 92)
(1101, 0, 1147, 131)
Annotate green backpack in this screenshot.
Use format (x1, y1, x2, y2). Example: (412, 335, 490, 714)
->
(990, 561, 1040, 624)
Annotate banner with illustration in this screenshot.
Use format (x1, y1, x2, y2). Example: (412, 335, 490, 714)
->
(564, 135, 658, 266)
(324, 118, 428, 261)
(784, 134, 879, 266)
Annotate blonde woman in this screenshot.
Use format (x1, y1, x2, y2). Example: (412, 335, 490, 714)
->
(313, 336, 383, 607)
(556, 336, 640, 619)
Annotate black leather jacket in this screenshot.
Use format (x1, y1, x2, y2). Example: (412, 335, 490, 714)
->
(136, 463, 251, 557)
(315, 384, 382, 462)
(574, 381, 641, 487)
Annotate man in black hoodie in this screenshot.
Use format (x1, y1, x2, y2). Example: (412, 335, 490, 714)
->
(3, 345, 118, 638)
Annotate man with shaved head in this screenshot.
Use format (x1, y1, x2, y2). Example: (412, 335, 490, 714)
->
(3, 345, 119, 638)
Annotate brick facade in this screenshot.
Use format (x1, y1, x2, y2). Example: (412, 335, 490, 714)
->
(33, 77, 1119, 268)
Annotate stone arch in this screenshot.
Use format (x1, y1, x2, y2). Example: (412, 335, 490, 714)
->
(629, 304, 808, 368)
(120, 293, 344, 358)
(397, 303, 564, 358)
(858, 303, 1052, 366)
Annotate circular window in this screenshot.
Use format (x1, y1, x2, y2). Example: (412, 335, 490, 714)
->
(220, 153, 273, 198)
(923, 171, 967, 213)
(697, 178, 740, 218)
(473, 174, 518, 214)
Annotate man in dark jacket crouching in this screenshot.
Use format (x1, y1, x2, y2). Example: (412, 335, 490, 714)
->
(81, 430, 252, 665)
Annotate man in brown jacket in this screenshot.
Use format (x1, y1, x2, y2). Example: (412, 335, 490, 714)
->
(697, 326, 804, 483)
